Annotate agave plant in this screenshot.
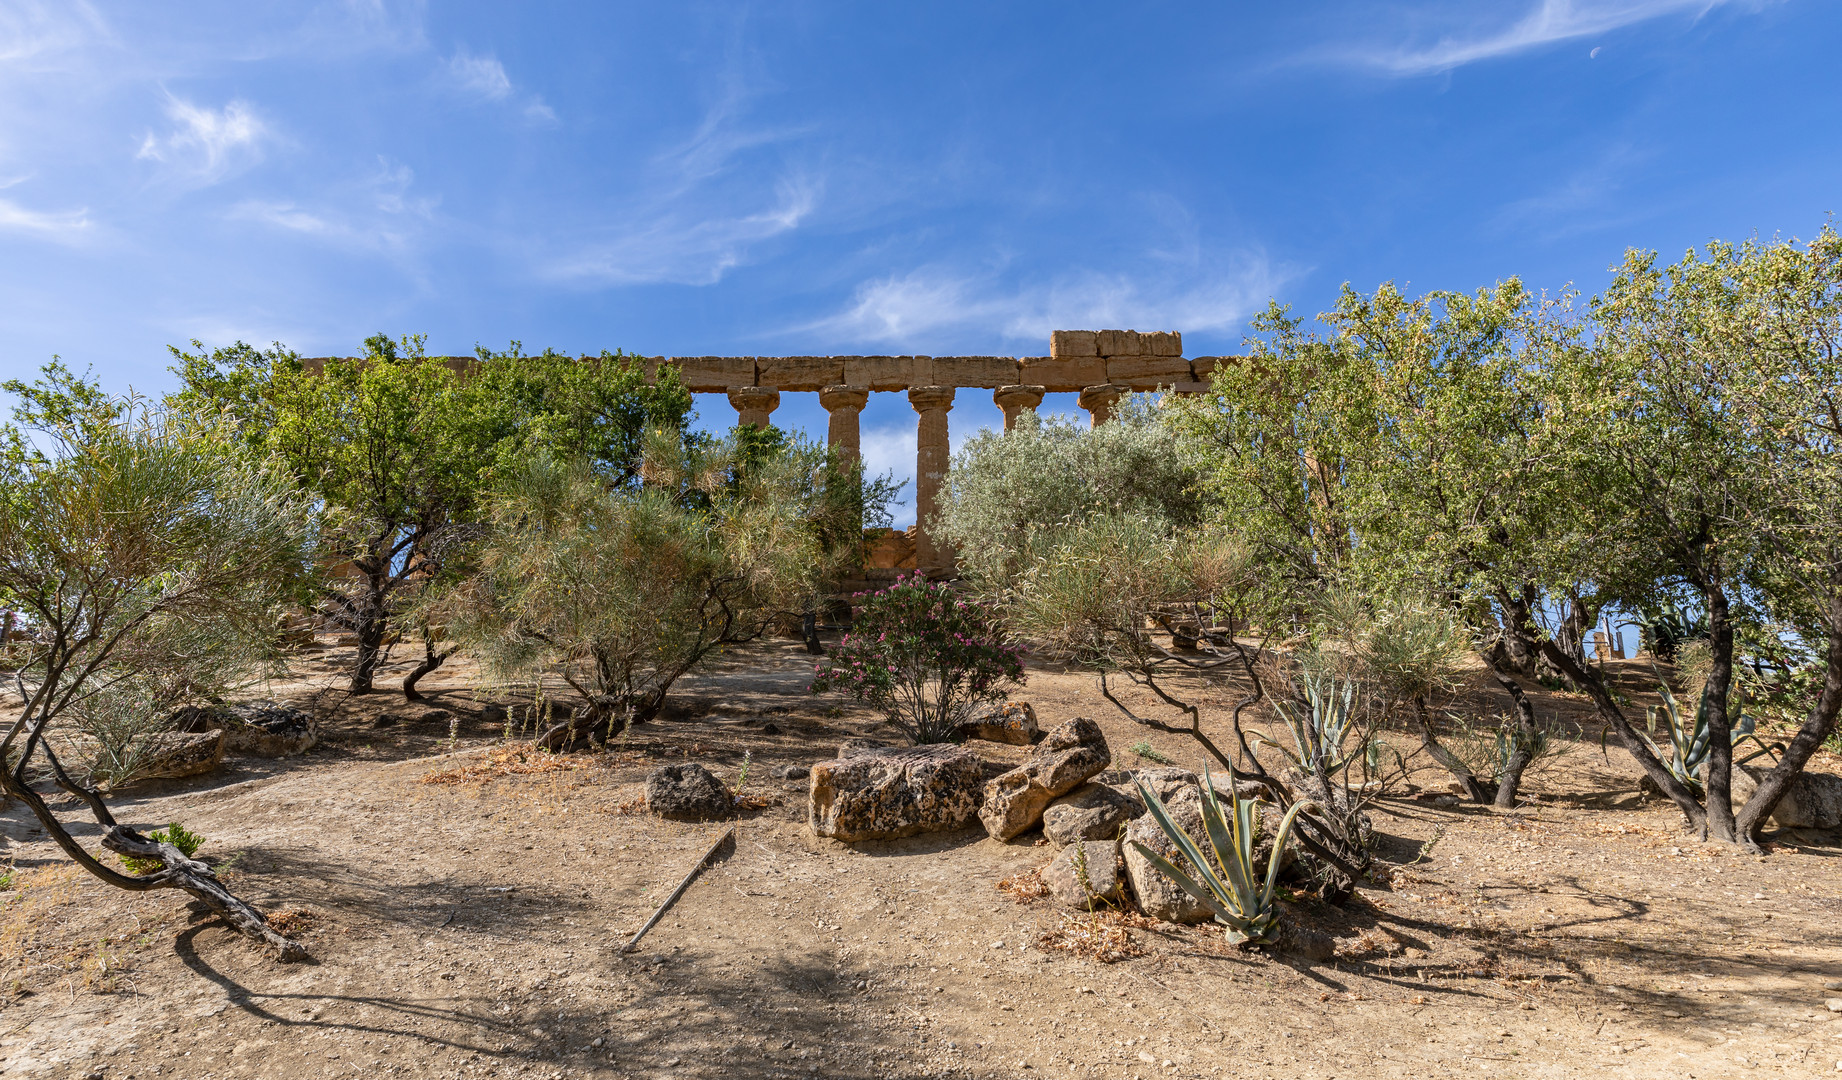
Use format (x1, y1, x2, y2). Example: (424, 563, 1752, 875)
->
(1639, 672, 1771, 795)
(1258, 667, 1361, 780)
(1130, 766, 1317, 946)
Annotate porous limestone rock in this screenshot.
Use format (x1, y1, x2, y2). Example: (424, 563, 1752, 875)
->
(136, 729, 226, 782)
(1042, 782, 1141, 846)
(1041, 840, 1125, 909)
(170, 701, 317, 757)
(956, 701, 1040, 746)
(978, 718, 1111, 841)
(809, 744, 984, 842)
(1123, 786, 1216, 924)
(646, 763, 734, 821)
(1729, 763, 1842, 829)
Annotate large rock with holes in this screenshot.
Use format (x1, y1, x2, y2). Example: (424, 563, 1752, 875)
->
(809, 744, 984, 842)
(646, 763, 735, 821)
(1123, 785, 1217, 924)
(978, 718, 1112, 841)
(136, 729, 226, 782)
(170, 701, 318, 757)
(1041, 840, 1126, 909)
(1042, 782, 1142, 845)
(1728, 763, 1842, 829)
(956, 701, 1041, 745)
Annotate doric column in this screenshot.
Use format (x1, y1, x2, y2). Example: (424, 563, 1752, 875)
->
(818, 384, 870, 463)
(907, 385, 955, 571)
(1078, 383, 1124, 427)
(992, 384, 1046, 431)
(726, 386, 780, 429)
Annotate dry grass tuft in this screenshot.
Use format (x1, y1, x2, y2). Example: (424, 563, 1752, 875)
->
(265, 908, 318, 936)
(1036, 911, 1148, 964)
(420, 744, 648, 785)
(996, 868, 1050, 903)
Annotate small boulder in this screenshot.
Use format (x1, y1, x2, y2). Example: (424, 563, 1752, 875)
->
(136, 729, 226, 782)
(1123, 786, 1216, 924)
(956, 701, 1040, 745)
(979, 718, 1112, 841)
(1041, 840, 1126, 909)
(645, 763, 734, 821)
(220, 702, 318, 757)
(809, 744, 984, 842)
(1042, 782, 1141, 846)
(1729, 763, 1842, 829)
(773, 764, 810, 781)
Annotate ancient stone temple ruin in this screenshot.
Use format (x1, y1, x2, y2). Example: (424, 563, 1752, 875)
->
(664, 330, 1225, 576)
(306, 329, 1227, 579)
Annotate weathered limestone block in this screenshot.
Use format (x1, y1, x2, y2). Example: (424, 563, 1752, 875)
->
(646, 763, 734, 821)
(1019, 356, 1106, 392)
(1041, 840, 1125, 909)
(673, 356, 756, 392)
(1042, 781, 1142, 845)
(1144, 331, 1183, 357)
(956, 701, 1039, 745)
(1096, 329, 1144, 357)
(809, 744, 985, 842)
(1105, 357, 1193, 389)
(844, 355, 931, 390)
(138, 729, 226, 781)
(1123, 786, 1215, 923)
(930, 356, 1022, 388)
(757, 356, 847, 391)
(220, 703, 317, 757)
(1190, 356, 1234, 380)
(1050, 330, 1099, 357)
(1730, 763, 1842, 829)
(979, 718, 1112, 840)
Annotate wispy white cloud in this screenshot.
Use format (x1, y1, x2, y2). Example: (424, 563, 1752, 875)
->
(0, 0, 108, 65)
(0, 197, 91, 240)
(544, 170, 819, 287)
(1333, 0, 1739, 76)
(228, 157, 435, 253)
(443, 46, 557, 126)
(801, 252, 1288, 350)
(136, 94, 271, 186)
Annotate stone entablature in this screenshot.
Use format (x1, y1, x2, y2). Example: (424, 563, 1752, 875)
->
(303, 330, 1230, 572)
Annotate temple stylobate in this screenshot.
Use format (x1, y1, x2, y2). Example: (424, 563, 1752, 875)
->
(302, 329, 1228, 575)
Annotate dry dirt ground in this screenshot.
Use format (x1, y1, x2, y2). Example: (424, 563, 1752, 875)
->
(4, 637, 1842, 1080)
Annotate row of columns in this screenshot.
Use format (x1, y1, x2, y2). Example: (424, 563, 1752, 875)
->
(726, 382, 1131, 571)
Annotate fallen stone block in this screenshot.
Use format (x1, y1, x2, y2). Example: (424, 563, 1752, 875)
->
(1731, 763, 1842, 829)
(1123, 786, 1215, 924)
(1043, 781, 1142, 845)
(646, 763, 735, 821)
(137, 729, 226, 782)
(956, 701, 1039, 745)
(979, 717, 1111, 841)
(1042, 840, 1125, 909)
(809, 744, 984, 842)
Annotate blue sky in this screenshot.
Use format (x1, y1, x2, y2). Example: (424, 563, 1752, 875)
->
(2, 1, 1837, 522)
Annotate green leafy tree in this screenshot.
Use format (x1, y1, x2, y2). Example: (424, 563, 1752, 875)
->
(171, 335, 694, 696)
(935, 401, 1208, 590)
(437, 430, 869, 749)
(0, 365, 314, 958)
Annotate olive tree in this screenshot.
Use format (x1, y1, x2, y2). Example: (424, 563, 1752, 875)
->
(171, 336, 693, 697)
(0, 365, 314, 958)
(437, 430, 871, 750)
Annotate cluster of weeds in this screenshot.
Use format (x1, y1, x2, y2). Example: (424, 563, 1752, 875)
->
(120, 822, 205, 875)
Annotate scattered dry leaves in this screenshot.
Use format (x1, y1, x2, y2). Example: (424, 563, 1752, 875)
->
(421, 744, 647, 785)
(1037, 911, 1148, 964)
(265, 908, 318, 936)
(996, 869, 1049, 903)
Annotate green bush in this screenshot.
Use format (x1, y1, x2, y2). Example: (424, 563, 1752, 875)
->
(120, 823, 205, 876)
